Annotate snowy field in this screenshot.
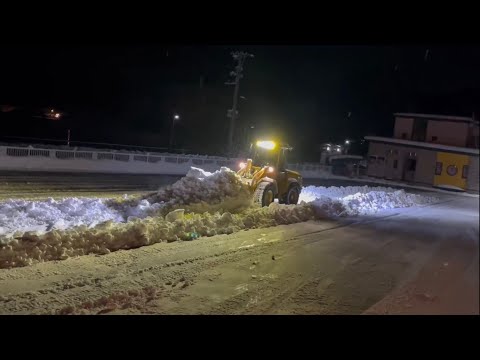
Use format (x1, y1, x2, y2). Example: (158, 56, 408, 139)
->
(0, 167, 438, 268)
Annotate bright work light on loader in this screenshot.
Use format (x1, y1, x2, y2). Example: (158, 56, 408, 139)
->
(256, 140, 276, 150)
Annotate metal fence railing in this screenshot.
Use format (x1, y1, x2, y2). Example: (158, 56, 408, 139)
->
(29, 149, 50, 157)
(6, 148, 29, 157)
(75, 151, 93, 160)
(133, 155, 148, 162)
(0, 145, 335, 175)
(55, 151, 75, 160)
(0, 145, 239, 167)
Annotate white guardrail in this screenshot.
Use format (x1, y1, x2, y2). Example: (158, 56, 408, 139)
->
(0, 146, 333, 177)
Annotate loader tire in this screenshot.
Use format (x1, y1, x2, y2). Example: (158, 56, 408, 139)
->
(279, 183, 301, 205)
(285, 184, 301, 205)
(254, 182, 275, 207)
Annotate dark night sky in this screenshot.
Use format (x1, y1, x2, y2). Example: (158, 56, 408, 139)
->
(1, 45, 479, 160)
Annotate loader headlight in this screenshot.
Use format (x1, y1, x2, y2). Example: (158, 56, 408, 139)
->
(239, 162, 247, 169)
(256, 140, 276, 150)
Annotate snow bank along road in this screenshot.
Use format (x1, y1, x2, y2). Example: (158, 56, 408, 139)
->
(0, 168, 477, 314)
(0, 196, 477, 315)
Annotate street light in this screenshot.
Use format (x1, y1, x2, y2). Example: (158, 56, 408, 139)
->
(344, 139, 351, 154)
(170, 114, 180, 150)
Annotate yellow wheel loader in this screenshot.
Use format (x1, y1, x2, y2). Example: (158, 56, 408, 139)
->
(237, 140, 303, 207)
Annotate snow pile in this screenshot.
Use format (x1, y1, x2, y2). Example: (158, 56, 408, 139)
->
(144, 167, 252, 212)
(0, 197, 164, 240)
(300, 185, 400, 201)
(0, 167, 249, 242)
(118, 199, 165, 220)
(340, 190, 436, 216)
(0, 198, 123, 238)
(0, 203, 316, 268)
(106, 167, 253, 221)
(301, 185, 438, 216)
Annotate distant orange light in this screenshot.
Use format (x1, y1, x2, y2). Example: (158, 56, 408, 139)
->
(55, 113, 61, 119)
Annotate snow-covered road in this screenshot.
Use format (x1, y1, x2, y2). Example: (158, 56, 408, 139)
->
(0, 194, 477, 315)
(0, 167, 476, 314)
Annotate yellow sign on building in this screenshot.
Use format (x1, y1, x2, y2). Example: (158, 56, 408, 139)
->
(434, 152, 469, 190)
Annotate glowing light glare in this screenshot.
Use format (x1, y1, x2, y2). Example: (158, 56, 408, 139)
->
(50, 109, 54, 113)
(345, 139, 350, 144)
(267, 166, 274, 173)
(174, 114, 180, 120)
(326, 146, 331, 151)
(54, 113, 61, 119)
(256, 140, 276, 150)
(336, 147, 341, 152)
(239, 162, 246, 169)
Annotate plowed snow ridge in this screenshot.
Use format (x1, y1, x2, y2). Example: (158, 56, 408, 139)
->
(0, 167, 438, 268)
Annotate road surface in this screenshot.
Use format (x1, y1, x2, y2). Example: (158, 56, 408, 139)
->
(0, 171, 183, 200)
(0, 193, 477, 315)
(0, 171, 442, 200)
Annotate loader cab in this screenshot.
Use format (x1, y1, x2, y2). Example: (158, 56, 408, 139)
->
(250, 140, 290, 171)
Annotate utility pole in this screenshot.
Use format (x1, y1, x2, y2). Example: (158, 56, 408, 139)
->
(225, 51, 254, 156)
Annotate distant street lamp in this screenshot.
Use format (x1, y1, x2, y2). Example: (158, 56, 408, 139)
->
(169, 114, 180, 150)
(344, 139, 351, 154)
